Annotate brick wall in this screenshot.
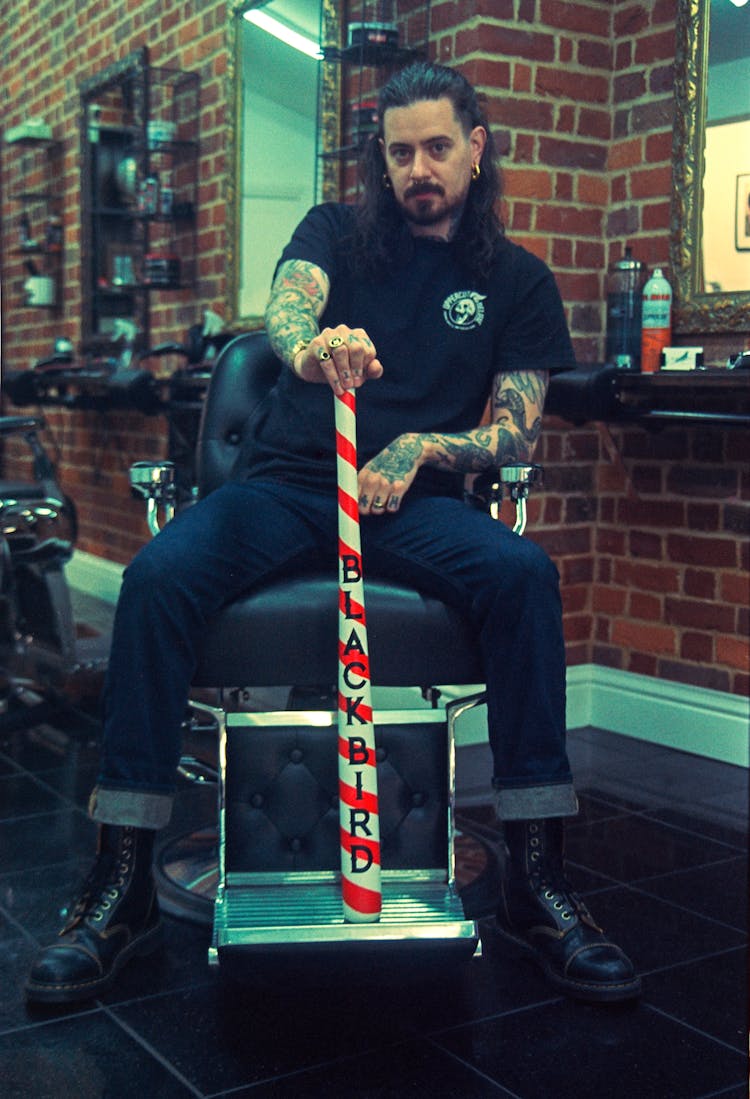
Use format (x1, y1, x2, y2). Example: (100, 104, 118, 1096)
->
(1, 0, 748, 695)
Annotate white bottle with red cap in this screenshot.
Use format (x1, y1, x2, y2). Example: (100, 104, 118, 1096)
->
(640, 267, 672, 373)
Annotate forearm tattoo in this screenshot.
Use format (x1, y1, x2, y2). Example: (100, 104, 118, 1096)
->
(415, 370, 549, 474)
(265, 260, 328, 367)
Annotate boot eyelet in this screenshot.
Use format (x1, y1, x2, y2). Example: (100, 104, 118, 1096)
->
(553, 901, 563, 910)
(530, 837, 540, 847)
(92, 911, 103, 921)
(100, 900, 111, 910)
(531, 851, 540, 861)
(107, 888, 119, 899)
(544, 890, 554, 899)
(562, 912, 572, 920)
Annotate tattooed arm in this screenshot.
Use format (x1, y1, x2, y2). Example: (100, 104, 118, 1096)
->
(357, 370, 548, 515)
(265, 259, 382, 389)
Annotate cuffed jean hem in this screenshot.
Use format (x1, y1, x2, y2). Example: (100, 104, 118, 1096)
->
(88, 785, 173, 830)
(494, 782, 578, 821)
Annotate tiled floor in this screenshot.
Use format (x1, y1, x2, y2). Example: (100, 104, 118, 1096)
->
(0, 611, 747, 1097)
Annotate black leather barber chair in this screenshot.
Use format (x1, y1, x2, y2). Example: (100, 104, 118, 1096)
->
(0, 416, 106, 734)
(131, 331, 541, 973)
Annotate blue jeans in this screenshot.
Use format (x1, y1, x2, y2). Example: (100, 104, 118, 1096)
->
(90, 481, 576, 828)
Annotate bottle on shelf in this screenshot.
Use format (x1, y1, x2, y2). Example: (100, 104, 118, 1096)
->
(640, 267, 672, 374)
(605, 246, 645, 370)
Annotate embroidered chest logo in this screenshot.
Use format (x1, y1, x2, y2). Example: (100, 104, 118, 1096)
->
(442, 290, 486, 330)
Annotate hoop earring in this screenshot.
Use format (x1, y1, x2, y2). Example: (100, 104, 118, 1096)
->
(471, 162, 481, 181)
(382, 173, 392, 189)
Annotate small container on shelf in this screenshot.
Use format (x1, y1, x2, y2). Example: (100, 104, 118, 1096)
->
(143, 253, 180, 287)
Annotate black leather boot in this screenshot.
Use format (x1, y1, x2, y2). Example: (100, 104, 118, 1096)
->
(496, 818, 641, 1002)
(26, 824, 162, 1004)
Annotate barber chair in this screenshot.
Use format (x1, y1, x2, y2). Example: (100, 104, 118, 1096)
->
(130, 331, 541, 974)
(0, 416, 106, 734)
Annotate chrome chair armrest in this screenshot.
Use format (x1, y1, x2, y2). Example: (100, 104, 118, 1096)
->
(129, 461, 177, 537)
(468, 463, 543, 534)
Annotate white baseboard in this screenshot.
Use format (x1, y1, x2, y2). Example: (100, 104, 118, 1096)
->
(441, 665, 748, 768)
(65, 549, 124, 605)
(67, 552, 749, 768)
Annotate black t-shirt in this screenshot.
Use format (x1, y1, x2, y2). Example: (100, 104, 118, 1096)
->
(238, 203, 575, 497)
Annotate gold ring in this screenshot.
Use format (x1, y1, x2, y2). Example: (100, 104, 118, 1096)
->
(318, 348, 331, 361)
(372, 500, 385, 509)
(329, 336, 343, 348)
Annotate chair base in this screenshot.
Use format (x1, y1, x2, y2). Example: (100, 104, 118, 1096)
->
(153, 826, 218, 926)
(209, 878, 479, 967)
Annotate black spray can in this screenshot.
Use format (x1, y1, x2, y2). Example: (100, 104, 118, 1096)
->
(605, 246, 645, 370)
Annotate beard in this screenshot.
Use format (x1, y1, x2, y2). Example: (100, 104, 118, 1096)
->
(398, 183, 464, 229)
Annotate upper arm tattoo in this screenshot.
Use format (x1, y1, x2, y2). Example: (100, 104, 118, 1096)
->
(264, 259, 330, 367)
(492, 370, 548, 453)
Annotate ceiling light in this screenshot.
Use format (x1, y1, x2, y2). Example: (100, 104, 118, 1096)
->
(243, 9, 323, 59)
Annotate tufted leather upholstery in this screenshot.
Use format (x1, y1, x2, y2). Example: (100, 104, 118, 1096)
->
(192, 331, 484, 689)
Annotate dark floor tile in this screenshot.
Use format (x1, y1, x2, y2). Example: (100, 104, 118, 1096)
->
(232, 1040, 517, 1098)
(111, 972, 469, 1095)
(0, 773, 68, 821)
(2, 855, 116, 951)
(32, 761, 101, 811)
(0, 723, 100, 775)
(564, 812, 738, 884)
(645, 947, 748, 1053)
(0, 1011, 197, 1098)
(643, 805, 747, 853)
(0, 752, 19, 778)
(434, 998, 748, 1099)
(0, 809, 95, 875)
(633, 856, 747, 932)
(0, 933, 46, 1034)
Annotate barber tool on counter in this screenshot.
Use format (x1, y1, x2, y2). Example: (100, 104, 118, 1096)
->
(605, 247, 645, 370)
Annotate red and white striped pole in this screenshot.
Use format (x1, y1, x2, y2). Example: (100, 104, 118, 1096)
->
(334, 388, 382, 923)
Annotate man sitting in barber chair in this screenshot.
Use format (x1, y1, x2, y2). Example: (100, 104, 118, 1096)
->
(27, 61, 640, 1005)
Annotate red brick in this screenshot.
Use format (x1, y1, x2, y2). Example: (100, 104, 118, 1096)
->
(629, 592, 662, 621)
(716, 637, 750, 674)
(664, 597, 736, 634)
(721, 572, 750, 605)
(612, 619, 676, 655)
(681, 632, 714, 663)
(666, 534, 738, 569)
(612, 560, 680, 592)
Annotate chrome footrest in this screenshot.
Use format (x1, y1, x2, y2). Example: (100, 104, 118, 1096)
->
(209, 879, 477, 962)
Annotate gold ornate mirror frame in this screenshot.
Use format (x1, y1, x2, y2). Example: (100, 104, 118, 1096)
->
(670, 0, 750, 334)
(225, 0, 341, 329)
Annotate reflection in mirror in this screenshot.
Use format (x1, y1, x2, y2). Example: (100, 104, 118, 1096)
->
(702, 0, 750, 293)
(228, 1, 324, 326)
(671, 0, 750, 333)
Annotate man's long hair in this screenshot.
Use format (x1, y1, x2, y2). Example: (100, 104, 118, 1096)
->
(353, 62, 503, 282)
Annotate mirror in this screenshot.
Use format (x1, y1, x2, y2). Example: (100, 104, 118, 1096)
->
(226, 0, 341, 328)
(671, 0, 750, 333)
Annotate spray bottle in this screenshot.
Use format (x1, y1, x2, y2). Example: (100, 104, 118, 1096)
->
(641, 268, 672, 374)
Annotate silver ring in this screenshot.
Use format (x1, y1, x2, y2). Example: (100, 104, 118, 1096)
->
(329, 335, 343, 348)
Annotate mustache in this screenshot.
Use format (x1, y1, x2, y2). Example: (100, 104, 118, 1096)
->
(404, 182, 444, 199)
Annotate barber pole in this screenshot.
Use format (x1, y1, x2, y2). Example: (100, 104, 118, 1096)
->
(334, 389, 382, 923)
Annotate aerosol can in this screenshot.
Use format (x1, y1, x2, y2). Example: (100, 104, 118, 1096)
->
(641, 268, 672, 374)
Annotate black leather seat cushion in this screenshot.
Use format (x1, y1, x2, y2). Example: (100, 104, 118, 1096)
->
(194, 572, 483, 688)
